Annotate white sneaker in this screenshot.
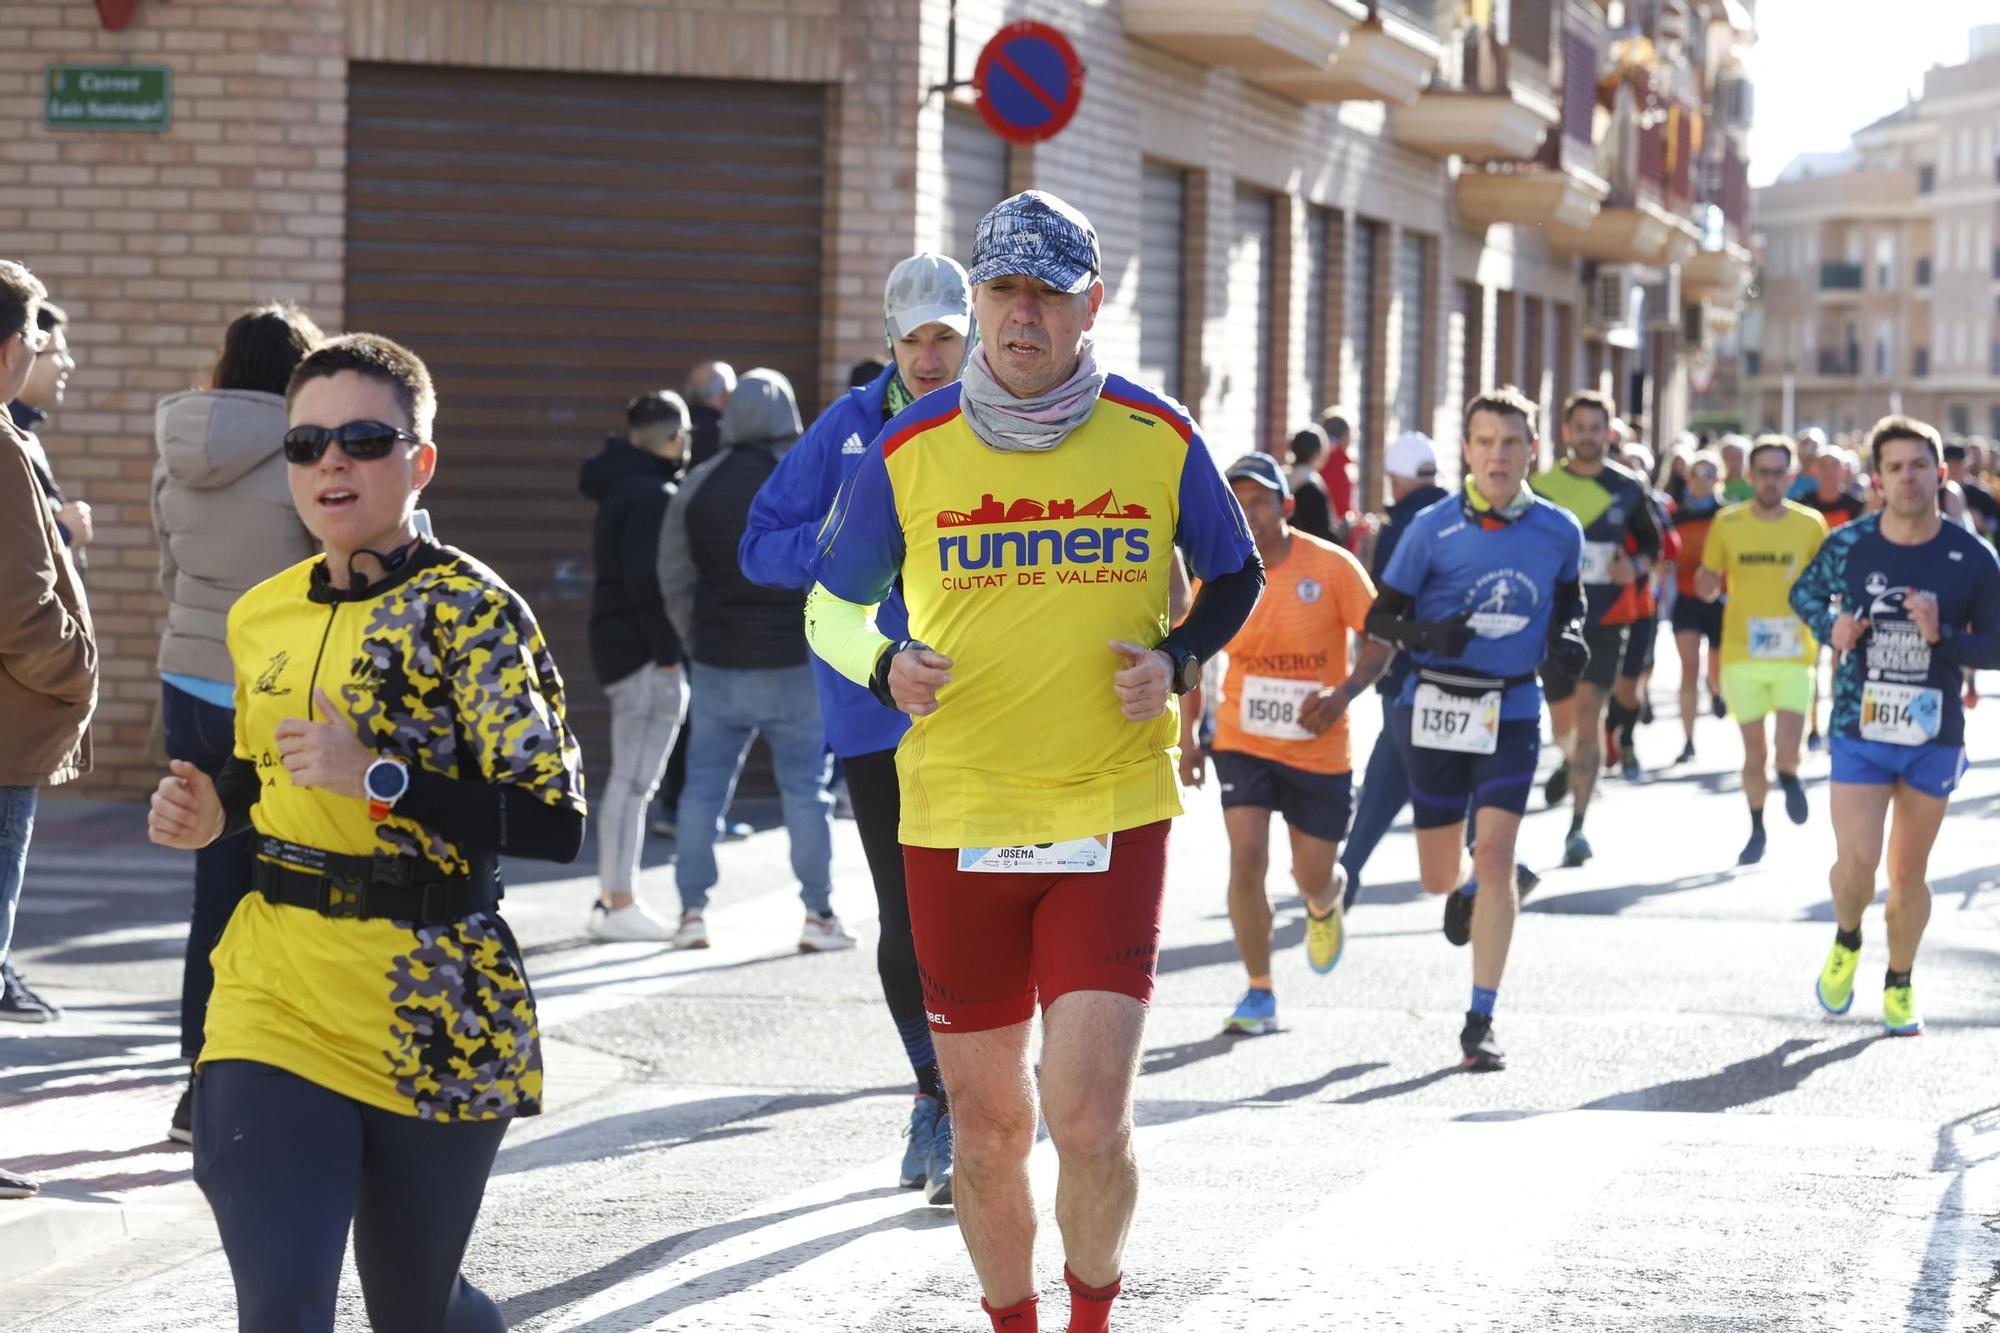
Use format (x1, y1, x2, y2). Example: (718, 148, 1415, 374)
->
(671, 913, 710, 950)
(587, 899, 677, 943)
(799, 912, 857, 953)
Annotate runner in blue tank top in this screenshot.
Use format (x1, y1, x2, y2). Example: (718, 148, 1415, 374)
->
(1788, 415, 2000, 1037)
(1312, 387, 1586, 1072)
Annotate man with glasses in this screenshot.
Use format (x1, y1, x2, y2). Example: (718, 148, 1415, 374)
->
(1697, 436, 1827, 865)
(8, 300, 90, 566)
(0, 258, 97, 1152)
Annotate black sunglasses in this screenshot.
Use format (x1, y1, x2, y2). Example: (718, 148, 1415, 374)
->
(282, 419, 424, 465)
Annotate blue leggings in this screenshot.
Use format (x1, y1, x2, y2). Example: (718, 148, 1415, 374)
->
(193, 1061, 510, 1333)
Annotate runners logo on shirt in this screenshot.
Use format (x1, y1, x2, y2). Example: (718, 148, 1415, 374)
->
(1861, 573, 1932, 677)
(840, 432, 865, 455)
(933, 490, 1153, 587)
(1296, 577, 1322, 604)
(253, 651, 292, 696)
(1463, 569, 1540, 638)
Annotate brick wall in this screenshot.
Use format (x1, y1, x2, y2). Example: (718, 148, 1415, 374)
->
(9, 0, 916, 795)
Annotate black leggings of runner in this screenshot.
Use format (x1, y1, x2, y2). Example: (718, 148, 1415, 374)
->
(193, 1060, 508, 1333)
(842, 748, 939, 1098)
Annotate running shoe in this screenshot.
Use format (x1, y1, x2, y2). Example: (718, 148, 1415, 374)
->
(1882, 985, 1924, 1037)
(587, 898, 677, 942)
(671, 912, 710, 950)
(1459, 1012, 1505, 1072)
(1561, 831, 1592, 868)
(800, 912, 858, 952)
(0, 1165, 37, 1200)
(1781, 776, 1809, 826)
(1305, 873, 1345, 975)
(168, 1082, 194, 1146)
(1222, 988, 1278, 1035)
(1675, 740, 1697, 764)
(1543, 760, 1570, 808)
(1737, 826, 1767, 866)
(0, 963, 55, 1024)
(900, 1095, 940, 1188)
(1619, 753, 1641, 783)
(1514, 862, 1540, 904)
(1712, 693, 1728, 719)
(1815, 940, 1859, 1015)
(1443, 884, 1474, 947)
(924, 1113, 956, 1206)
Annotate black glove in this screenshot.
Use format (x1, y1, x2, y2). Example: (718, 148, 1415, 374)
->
(1415, 614, 1477, 658)
(1544, 628, 1590, 685)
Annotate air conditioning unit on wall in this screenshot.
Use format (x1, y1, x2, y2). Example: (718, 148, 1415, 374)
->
(1587, 266, 1642, 349)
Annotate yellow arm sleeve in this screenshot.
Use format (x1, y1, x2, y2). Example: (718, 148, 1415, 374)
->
(804, 581, 891, 688)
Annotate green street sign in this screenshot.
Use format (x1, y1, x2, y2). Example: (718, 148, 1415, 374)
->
(45, 64, 172, 132)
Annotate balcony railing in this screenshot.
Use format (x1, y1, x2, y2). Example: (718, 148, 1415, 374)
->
(1817, 347, 1860, 376)
(1819, 262, 1864, 291)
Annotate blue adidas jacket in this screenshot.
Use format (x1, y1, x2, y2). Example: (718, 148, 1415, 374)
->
(739, 367, 912, 758)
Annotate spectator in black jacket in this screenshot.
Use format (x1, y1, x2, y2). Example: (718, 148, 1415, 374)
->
(1286, 425, 1337, 543)
(658, 369, 852, 953)
(682, 360, 735, 471)
(579, 391, 689, 942)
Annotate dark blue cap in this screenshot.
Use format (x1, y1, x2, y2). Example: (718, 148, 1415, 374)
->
(968, 190, 1102, 294)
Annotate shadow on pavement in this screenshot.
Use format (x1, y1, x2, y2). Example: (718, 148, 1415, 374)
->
(1527, 869, 1737, 917)
(1579, 1034, 1876, 1113)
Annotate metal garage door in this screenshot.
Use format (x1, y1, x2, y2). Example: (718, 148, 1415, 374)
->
(1221, 186, 1275, 456)
(942, 106, 1009, 268)
(1135, 162, 1187, 404)
(346, 64, 827, 768)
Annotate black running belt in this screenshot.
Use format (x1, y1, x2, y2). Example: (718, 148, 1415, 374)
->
(253, 835, 499, 924)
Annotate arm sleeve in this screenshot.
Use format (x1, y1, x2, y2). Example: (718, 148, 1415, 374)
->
(805, 581, 890, 687)
(1939, 542, 2000, 670)
(0, 444, 95, 704)
(398, 766, 585, 864)
(215, 753, 260, 840)
(446, 589, 588, 819)
(739, 410, 848, 591)
(1363, 586, 1426, 650)
(1545, 579, 1585, 642)
(806, 444, 906, 606)
(620, 486, 680, 666)
(1159, 552, 1264, 663)
(1787, 535, 1843, 645)
(1172, 439, 1258, 581)
(657, 480, 698, 648)
(1627, 479, 1664, 560)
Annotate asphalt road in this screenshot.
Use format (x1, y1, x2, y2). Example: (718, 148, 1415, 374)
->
(4, 654, 1998, 1331)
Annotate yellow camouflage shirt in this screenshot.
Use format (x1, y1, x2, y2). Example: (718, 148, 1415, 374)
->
(198, 543, 585, 1121)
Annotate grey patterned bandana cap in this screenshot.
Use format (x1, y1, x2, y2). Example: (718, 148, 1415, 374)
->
(967, 190, 1102, 294)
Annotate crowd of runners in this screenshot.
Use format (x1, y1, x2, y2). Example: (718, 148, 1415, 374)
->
(1, 182, 1994, 1333)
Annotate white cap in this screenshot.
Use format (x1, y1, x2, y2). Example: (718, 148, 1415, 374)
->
(884, 253, 973, 339)
(1385, 431, 1439, 480)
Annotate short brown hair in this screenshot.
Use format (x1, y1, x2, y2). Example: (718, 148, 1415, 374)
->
(212, 302, 323, 396)
(1867, 414, 1942, 466)
(0, 259, 46, 344)
(286, 333, 436, 440)
(1748, 434, 1795, 471)
(1464, 385, 1539, 440)
(1562, 389, 1614, 427)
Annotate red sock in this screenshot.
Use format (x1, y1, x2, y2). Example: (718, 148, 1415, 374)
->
(1064, 1267, 1121, 1333)
(983, 1292, 1039, 1331)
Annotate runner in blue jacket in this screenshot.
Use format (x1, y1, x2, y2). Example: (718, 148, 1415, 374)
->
(738, 253, 972, 1203)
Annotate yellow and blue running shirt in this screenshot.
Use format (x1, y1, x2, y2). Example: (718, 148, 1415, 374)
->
(201, 543, 586, 1121)
(1698, 500, 1827, 667)
(809, 379, 1254, 848)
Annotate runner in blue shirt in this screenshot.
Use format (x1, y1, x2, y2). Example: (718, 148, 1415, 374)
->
(1789, 415, 2000, 1037)
(737, 253, 972, 1201)
(1313, 387, 1587, 1071)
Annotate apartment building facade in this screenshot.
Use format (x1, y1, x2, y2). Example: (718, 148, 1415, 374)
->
(1, 0, 1752, 790)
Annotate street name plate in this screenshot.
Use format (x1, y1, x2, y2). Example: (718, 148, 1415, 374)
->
(45, 64, 172, 132)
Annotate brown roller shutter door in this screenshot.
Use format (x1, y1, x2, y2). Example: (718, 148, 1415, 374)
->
(346, 64, 828, 771)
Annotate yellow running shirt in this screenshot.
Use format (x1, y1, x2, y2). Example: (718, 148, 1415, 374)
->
(1209, 533, 1375, 775)
(200, 544, 585, 1121)
(1698, 500, 1828, 667)
(809, 378, 1255, 848)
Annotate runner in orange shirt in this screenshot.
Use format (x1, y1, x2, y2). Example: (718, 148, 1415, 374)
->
(1178, 453, 1374, 1034)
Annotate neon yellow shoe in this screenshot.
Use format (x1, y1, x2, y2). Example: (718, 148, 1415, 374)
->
(1883, 985, 1924, 1037)
(1305, 869, 1345, 976)
(1815, 940, 1859, 1015)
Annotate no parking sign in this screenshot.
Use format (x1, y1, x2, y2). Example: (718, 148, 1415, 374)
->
(973, 22, 1085, 145)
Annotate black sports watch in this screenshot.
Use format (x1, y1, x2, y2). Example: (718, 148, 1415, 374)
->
(1159, 643, 1201, 695)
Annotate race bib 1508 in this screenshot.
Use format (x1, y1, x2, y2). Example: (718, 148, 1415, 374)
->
(1411, 682, 1501, 755)
(1239, 674, 1319, 742)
